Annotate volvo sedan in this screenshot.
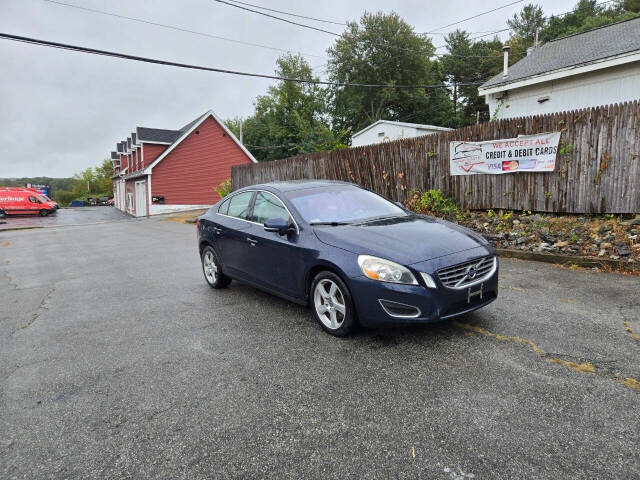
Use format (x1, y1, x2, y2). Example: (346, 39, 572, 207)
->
(197, 180, 498, 336)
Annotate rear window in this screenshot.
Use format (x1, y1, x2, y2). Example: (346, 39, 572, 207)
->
(226, 191, 253, 220)
(218, 198, 230, 215)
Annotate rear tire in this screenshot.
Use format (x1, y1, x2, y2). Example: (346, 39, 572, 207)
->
(201, 246, 231, 289)
(311, 271, 357, 337)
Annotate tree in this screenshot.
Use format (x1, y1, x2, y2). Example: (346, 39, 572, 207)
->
(440, 31, 503, 126)
(72, 167, 95, 195)
(507, 3, 545, 45)
(327, 12, 454, 136)
(233, 54, 346, 161)
(623, 0, 640, 13)
(95, 159, 114, 193)
(539, 0, 639, 43)
(70, 159, 113, 195)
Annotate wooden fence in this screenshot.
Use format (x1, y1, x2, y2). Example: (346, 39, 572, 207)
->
(232, 101, 640, 213)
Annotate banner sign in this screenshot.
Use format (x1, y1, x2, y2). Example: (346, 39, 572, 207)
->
(449, 132, 561, 175)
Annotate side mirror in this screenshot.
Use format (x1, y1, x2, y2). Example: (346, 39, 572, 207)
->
(264, 217, 292, 236)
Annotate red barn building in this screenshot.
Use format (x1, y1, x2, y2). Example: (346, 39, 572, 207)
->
(109, 111, 256, 216)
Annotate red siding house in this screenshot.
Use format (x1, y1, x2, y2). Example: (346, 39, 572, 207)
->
(110, 111, 256, 216)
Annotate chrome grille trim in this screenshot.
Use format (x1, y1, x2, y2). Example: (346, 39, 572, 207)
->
(437, 256, 497, 289)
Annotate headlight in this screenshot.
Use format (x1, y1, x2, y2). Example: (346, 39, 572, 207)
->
(357, 255, 418, 285)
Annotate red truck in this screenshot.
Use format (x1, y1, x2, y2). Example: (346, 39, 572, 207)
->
(0, 187, 58, 216)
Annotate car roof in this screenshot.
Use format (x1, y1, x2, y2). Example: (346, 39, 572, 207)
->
(246, 180, 356, 193)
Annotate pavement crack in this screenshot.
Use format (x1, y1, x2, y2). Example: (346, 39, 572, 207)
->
(11, 286, 55, 334)
(146, 405, 175, 421)
(453, 321, 640, 392)
(619, 305, 639, 342)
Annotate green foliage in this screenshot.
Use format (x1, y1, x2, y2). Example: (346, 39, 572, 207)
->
(226, 1, 639, 162)
(327, 12, 454, 135)
(71, 159, 113, 196)
(230, 54, 346, 162)
(214, 179, 232, 198)
(559, 143, 574, 158)
(0, 177, 74, 193)
(508, 4, 545, 43)
(53, 190, 76, 206)
(417, 189, 461, 218)
(544, 191, 553, 199)
(538, 0, 639, 44)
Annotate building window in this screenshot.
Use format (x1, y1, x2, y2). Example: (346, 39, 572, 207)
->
(378, 132, 385, 137)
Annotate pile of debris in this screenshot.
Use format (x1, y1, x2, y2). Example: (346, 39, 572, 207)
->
(458, 211, 639, 263)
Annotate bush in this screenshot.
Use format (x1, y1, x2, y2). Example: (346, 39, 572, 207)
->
(53, 190, 76, 206)
(406, 189, 461, 218)
(214, 179, 232, 198)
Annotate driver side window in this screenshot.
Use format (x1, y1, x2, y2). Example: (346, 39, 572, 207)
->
(251, 192, 290, 224)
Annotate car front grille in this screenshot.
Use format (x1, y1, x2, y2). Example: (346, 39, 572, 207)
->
(437, 256, 496, 289)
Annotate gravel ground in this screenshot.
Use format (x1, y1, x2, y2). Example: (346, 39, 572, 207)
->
(1, 218, 639, 479)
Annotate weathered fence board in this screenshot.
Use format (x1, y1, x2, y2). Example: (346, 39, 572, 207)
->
(232, 101, 640, 213)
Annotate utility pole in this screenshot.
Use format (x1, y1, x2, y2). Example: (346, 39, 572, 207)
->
(239, 120, 243, 144)
(453, 82, 458, 119)
(534, 28, 539, 48)
(476, 110, 480, 125)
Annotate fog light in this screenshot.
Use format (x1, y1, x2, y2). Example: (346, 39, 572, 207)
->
(379, 299, 421, 318)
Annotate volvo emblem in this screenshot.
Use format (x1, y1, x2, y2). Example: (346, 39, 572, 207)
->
(466, 267, 477, 279)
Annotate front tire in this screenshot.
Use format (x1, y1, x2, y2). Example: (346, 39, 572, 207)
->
(39, 209, 48, 216)
(311, 271, 356, 336)
(201, 246, 231, 289)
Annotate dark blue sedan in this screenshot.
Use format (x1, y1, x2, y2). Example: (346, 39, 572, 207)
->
(197, 180, 498, 336)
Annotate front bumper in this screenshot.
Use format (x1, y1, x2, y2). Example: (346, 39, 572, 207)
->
(347, 248, 499, 327)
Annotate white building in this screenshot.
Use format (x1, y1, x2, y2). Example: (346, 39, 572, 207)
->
(479, 17, 640, 120)
(351, 120, 452, 147)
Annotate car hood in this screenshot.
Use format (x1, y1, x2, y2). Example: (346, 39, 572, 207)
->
(313, 215, 488, 265)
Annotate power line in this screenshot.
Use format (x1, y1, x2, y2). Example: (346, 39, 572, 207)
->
(435, 27, 511, 49)
(39, 0, 498, 77)
(224, 0, 346, 26)
(41, 0, 326, 59)
(428, 0, 526, 32)
(212, 0, 340, 36)
(435, 0, 617, 48)
(0, 32, 485, 89)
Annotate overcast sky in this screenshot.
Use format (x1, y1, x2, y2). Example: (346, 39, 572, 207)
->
(0, 0, 578, 178)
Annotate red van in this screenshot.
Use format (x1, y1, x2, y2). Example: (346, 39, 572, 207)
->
(0, 188, 57, 216)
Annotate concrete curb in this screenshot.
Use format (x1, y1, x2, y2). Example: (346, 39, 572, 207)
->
(496, 248, 638, 273)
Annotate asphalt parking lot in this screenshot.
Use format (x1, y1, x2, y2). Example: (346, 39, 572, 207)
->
(1, 218, 639, 479)
(0, 207, 130, 230)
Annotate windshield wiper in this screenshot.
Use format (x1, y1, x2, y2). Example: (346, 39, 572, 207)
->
(353, 215, 405, 225)
(309, 221, 353, 226)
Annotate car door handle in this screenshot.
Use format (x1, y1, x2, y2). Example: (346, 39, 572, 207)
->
(246, 237, 258, 246)
(213, 226, 222, 234)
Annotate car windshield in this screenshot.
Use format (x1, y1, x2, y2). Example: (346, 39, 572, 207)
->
(287, 186, 406, 224)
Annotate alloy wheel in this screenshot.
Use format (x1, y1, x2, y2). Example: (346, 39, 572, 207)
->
(203, 251, 218, 284)
(313, 279, 346, 330)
